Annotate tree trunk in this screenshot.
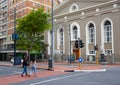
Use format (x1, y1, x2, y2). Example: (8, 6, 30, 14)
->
(27, 48, 31, 66)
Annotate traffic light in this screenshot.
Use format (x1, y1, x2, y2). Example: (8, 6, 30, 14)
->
(79, 39, 84, 48)
(94, 44, 98, 50)
(75, 40, 79, 48)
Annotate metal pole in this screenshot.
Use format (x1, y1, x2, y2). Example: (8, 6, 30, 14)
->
(49, 0, 54, 69)
(95, 44, 99, 65)
(69, 24, 71, 64)
(78, 38, 81, 69)
(94, 45, 99, 65)
(14, 7, 16, 65)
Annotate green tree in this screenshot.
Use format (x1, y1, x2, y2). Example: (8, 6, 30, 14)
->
(16, 7, 51, 61)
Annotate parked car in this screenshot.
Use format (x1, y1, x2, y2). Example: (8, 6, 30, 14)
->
(10, 57, 23, 64)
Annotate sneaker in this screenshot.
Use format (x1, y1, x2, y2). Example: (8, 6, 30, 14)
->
(28, 75, 30, 77)
(26, 74, 28, 76)
(21, 74, 23, 77)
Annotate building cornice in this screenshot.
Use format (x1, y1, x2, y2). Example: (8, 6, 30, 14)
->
(54, 0, 120, 22)
(54, 0, 110, 14)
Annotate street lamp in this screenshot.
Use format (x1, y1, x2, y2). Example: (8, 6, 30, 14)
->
(13, 7, 17, 65)
(11, 7, 18, 65)
(69, 24, 72, 64)
(48, 0, 54, 69)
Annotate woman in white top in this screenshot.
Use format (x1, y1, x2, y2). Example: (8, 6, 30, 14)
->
(29, 59, 37, 77)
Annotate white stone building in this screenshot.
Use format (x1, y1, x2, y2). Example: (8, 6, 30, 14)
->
(44, 0, 120, 64)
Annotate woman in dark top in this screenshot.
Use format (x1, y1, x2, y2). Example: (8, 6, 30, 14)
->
(21, 58, 28, 77)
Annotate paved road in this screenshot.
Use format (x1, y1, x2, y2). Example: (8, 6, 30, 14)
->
(8, 66, 120, 85)
(0, 66, 43, 77)
(0, 66, 22, 76)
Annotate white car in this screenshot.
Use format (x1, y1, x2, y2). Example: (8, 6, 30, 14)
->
(10, 57, 23, 64)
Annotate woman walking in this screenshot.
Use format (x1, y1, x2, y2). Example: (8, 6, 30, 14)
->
(21, 58, 28, 77)
(29, 59, 37, 77)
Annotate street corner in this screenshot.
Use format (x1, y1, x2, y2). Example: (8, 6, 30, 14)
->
(73, 68, 106, 72)
(58, 65, 107, 72)
(63, 68, 106, 72)
(73, 64, 106, 72)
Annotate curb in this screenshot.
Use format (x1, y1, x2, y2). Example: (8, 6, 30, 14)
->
(0, 64, 106, 73)
(64, 69, 106, 72)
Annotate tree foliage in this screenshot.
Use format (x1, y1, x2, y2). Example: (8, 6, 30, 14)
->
(16, 7, 51, 58)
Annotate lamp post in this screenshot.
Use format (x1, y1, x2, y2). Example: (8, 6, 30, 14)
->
(48, 0, 54, 69)
(69, 24, 72, 64)
(13, 7, 17, 65)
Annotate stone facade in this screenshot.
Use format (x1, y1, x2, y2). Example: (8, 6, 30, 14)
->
(45, 0, 120, 63)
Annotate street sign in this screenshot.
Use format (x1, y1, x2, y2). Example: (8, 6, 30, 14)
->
(78, 57, 83, 63)
(12, 33, 18, 40)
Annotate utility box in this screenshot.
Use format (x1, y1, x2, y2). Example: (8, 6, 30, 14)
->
(14, 57, 22, 65)
(48, 58, 53, 68)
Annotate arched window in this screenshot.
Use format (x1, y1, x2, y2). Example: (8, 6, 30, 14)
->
(104, 20, 112, 43)
(89, 23, 95, 43)
(72, 5, 77, 11)
(59, 28, 64, 45)
(70, 4, 78, 12)
(73, 26, 78, 40)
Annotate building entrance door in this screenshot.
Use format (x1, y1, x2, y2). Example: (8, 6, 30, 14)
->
(73, 49, 79, 60)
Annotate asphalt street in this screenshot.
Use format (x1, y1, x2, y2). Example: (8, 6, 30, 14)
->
(0, 66, 22, 76)
(0, 66, 43, 77)
(7, 66, 120, 85)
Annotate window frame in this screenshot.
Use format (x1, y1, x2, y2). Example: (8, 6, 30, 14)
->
(88, 23, 95, 44)
(59, 28, 64, 45)
(72, 26, 78, 40)
(104, 21, 112, 43)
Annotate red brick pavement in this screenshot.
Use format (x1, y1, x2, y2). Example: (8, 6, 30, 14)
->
(1, 61, 120, 85)
(0, 71, 66, 85)
(0, 61, 104, 71)
(0, 61, 105, 85)
(36, 64, 103, 71)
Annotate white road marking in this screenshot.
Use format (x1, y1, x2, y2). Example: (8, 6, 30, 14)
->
(30, 72, 90, 85)
(74, 69, 106, 72)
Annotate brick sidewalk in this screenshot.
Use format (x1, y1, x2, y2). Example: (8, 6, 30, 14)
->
(1, 61, 118, 85)
(38, 64, 105, 72)
(0, 61, 105, 72)
(0, 70, 65, 85)
(0, 61, 106, 85)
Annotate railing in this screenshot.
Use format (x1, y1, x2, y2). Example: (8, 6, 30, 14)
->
(101, 54, 120, 64)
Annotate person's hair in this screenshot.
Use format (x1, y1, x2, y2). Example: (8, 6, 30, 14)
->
(32, 59, 35, 63)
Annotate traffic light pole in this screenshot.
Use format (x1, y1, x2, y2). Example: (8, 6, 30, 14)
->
(75, 38, 84, 69)
(13, 7, 16, 65)
(96, 50, 99, 65)
(95, 44, 99, 65)
(78, 38, 81, 69)
(78, 48, 81, 69)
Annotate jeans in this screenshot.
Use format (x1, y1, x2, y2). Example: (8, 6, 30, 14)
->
(30, 64, 36, 76)
(22, 66, 27, 75)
